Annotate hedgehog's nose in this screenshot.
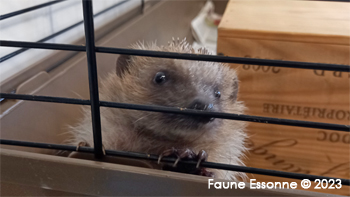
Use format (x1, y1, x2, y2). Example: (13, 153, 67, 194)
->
(188, 99, 213, 111)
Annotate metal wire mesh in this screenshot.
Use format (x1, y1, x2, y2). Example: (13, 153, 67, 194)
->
(0, 0, 349, 186)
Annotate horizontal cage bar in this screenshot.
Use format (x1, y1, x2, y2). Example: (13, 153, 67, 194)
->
(0, 139, 349, 186)
(1, 40, 349, 72)
(0, 0, 65, 20)
(1, 93, 349, 132)
(1, 0, 348, 194)
(0, 0, 128, 63)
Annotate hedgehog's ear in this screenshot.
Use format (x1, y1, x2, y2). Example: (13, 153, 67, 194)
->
(230, 77, 239, 102)
(116, 55, 131, 78)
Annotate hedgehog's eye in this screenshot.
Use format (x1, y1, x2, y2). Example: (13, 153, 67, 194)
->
(214, 90, 221, 98)
(154, 72, 166, 84)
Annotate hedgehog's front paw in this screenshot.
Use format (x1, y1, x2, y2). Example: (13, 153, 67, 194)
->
(75, 141, 107, 155)
(157, 147, 196, 166)
(158, 148, 214, 177)
(199, 167, 214, 177)
(76, 141, 90, 151)
(55, 141, 90, 157)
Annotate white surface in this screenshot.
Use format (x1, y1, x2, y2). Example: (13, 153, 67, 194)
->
(190, 0, 218, 54)
(0, 0, 140, 84)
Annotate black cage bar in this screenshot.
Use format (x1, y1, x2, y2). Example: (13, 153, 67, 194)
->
(0, 93, 349, 132)
(82, 0, 104, 158)
(0, 0, 128, 63)
(1, 40, 350, 72)
(0, 0, 349, 187)
(0, 0, 65, 20)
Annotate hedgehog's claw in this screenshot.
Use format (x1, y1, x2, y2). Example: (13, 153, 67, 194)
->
(159, 148, 214, 177)
(175, 148, 196, 167)
(158, 147, 177, 165)
(76, 141, 89, 151)
(196, 150, 208, 168)
(102, 144, 106, 156)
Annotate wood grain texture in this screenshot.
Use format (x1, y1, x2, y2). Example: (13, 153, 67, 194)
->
(218, 0, 350, 195)
(218, 0, 350, 45)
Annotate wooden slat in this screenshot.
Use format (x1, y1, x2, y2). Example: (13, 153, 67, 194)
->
(218, 0, 350, 45)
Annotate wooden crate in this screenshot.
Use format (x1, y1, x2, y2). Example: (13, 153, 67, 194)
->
(217, 0, 350, 195)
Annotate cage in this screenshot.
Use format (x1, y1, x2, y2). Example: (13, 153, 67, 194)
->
(0, 0, 349, 196)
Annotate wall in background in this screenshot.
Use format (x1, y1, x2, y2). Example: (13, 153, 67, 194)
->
(0, 0, 141, 84)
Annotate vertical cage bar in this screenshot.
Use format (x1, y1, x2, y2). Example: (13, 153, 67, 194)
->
(141, 0, 145, 13)
(82, 0, 103, 158)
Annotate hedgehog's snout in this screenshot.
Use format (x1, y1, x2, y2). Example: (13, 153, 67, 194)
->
(187, 99, 215, 123)
(188, 99, 213, 111)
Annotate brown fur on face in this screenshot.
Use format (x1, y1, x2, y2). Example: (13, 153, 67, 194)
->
(67, 38, 248, 181)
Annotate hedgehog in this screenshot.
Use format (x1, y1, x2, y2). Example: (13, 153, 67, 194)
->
(66, 38, 248, 181)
